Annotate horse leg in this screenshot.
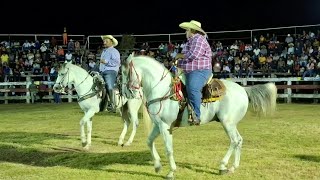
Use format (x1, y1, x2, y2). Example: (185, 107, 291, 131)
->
(230, 129, 243, 173)
(84, 118, 93, 150)
(219, 122, 239, 174)
(118, 120, 130, 146)
(146, 123, 162, 173)
(124, 101, 140, 146)
(118, 103, 129, 146)
(159, 121, 176, 179)
(80, 116, 86, 147)
(80, 109, 96, 150)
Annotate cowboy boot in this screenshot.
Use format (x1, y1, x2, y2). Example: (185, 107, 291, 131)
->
(107, 89, 116, 113)
(187, 103, 200, 126)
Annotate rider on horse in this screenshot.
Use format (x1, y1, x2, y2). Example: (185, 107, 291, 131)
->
(176, 20, 213, 125)
(99, 35, 121, 112)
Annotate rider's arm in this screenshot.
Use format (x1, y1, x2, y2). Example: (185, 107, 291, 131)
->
(107, 49, 120, 67)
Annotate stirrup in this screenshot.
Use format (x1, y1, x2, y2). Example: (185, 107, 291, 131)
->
(107, 104, 116, 113)
(187, 105, 200, 126)
(188, 118, 200, 126)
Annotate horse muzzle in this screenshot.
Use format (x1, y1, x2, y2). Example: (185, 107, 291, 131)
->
(53, 85, 65, 93)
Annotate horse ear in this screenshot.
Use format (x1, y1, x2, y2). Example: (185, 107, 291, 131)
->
(126, 52, 134, 64)
(62, 62, 67, 69)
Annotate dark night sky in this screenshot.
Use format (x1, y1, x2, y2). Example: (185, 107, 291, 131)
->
(1, 0, 319, 36)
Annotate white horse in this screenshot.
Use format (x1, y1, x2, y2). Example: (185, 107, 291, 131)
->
(53, 63, 143, 150)
(121, 53, 277, 179)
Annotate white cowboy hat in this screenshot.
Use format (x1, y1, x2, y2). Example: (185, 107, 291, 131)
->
(101, 35, 118, 47)
(179, 20, 206, 35)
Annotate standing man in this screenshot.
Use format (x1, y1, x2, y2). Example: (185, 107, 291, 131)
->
(63, 27, 68, 45)
(99, 35, 121, 112)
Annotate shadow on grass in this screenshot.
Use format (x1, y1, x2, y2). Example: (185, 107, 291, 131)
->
(0, 144, 164, 178)
(176, 162, 220, 175)
(0, 132, 218, 177)
(0, 132, 164, 178)
(96, 111, 121, 117)
(294, 154, 320, 163)
(0, 132, 69, 145)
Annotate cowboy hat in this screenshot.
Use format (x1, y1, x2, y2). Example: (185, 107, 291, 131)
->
(101, 35, 118, 47)
(179, 20, 206, 35)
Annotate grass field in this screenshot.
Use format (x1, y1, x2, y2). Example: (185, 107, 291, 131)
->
(0, 103, 319, 180)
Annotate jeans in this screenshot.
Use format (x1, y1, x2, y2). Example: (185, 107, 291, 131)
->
(53, 92, 61, 103)
(102, 70, 118, 91)
(302, 69, 314, 79)
(185, 69, 212, 120)
(102, 70, 118, 109)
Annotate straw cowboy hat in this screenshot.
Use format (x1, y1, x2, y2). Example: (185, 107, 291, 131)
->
(101, 35, 118, 47)
(179, 20, 206, 35)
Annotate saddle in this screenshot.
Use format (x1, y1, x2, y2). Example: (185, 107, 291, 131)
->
(169, 70, 226, 130)
(90, 71, 105, 91)
(171, 72, 226, 103)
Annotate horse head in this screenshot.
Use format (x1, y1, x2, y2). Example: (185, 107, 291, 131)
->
(121, 52, 144, 98)
(53, 63, 73, 93)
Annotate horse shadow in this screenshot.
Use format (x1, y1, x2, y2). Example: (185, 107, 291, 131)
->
(175, 162, 220, 175)
(0, 132, 163, 178)
(0, 131, 69, 145)
(0, 132, 222, 176)
(294, 154, 320, 163)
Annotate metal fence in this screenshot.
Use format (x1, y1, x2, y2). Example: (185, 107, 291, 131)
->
(86, 24, 320, 51)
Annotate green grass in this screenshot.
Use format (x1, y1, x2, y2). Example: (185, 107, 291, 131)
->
(0, 103, 319, 180)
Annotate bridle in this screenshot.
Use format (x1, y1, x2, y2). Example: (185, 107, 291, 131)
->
(126, 60, 174, 115)
(54, 67, 93, 101)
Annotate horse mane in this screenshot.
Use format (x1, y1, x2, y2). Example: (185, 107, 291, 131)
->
(128, 55, 172, 77)
(64, 63, 89, 76)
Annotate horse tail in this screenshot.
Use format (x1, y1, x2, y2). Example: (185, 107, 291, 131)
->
(142, 96, 152, 136)
(99, 88, 107, 112)
(244, 82, 277, 116)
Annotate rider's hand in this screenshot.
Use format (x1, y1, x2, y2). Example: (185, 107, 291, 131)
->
(174, 53, 184, 60)
(170, 61, 177, 66)
(100, 59, 107, 64)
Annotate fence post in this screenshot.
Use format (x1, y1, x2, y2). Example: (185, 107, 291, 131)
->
(313, 81, 318, 103)
(48, 83, 53, 103)
(4, 85, 8, 104)
(287, 79, 292, 103)
(242, 78, 247, 86)
(26, 76, 31, 104)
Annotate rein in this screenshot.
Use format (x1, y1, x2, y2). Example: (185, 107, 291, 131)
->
(127, 60, 174, 115)
(55, 67, 101, 102)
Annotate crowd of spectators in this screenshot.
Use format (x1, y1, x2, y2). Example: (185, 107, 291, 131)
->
(0, 37, 82, 82)
(1, 29, 320, 83)
(137, 30, 320, 79)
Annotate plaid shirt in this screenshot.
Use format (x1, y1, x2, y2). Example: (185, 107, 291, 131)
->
(178, 34, 212, 73)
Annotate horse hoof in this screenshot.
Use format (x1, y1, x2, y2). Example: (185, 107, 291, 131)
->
(83, 145, 90, 151)
(166, 176, 174, 180)
(166, 172, 174, 180)
(228, 166, 235, 174)
(124, 142, 131, 146)
(82, 142, 87, 147)
(155, 165, 162, 173)
(219, 169, 229, 175)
